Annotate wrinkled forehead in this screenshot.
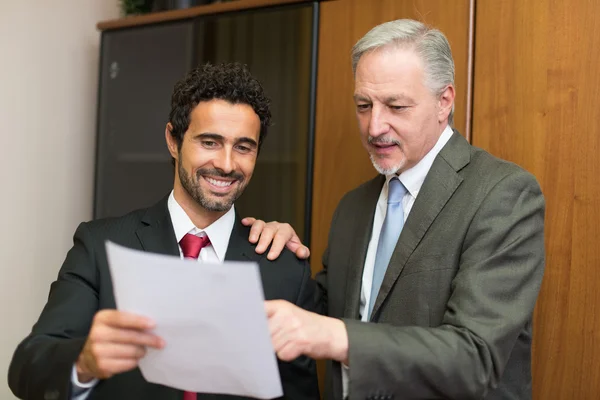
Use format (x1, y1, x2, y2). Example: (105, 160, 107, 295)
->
(354, 47, 426, 100)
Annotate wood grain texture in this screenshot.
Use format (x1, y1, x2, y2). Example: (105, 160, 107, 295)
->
(472, 0, 600, 398)
(97, 0, 324, 31)
(310, 0, 472, 277)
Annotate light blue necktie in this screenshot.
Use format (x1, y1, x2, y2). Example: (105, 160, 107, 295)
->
(368, 177, 407, 318)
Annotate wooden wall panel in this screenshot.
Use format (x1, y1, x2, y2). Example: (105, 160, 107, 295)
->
(472, 1, 600, 398)
(311, 0, 472, 276)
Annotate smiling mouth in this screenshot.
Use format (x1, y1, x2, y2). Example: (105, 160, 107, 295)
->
(204, 176, 235, 188)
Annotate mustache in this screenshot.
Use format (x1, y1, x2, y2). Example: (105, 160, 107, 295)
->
(196, 168, 244, 181)
(368, 136, 401, 146)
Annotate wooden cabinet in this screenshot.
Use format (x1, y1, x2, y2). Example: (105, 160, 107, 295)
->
(472, 1, 600, 398)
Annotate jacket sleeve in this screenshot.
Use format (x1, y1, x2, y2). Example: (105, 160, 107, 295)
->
(8, 222, 100, 400)
(344, 171, 545, 400)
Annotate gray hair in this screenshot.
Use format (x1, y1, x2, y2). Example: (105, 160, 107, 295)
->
(351, 19, 455, 125)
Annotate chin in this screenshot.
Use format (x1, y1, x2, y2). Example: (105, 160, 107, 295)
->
(202, 200, 233, 213)
(370, 155, 405, 175)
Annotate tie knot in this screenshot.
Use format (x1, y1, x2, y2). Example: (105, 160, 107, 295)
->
(387, 177, 407, 204)
(180, 233, 211, 260)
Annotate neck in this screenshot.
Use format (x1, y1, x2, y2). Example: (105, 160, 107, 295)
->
(172, 184, 228, 229)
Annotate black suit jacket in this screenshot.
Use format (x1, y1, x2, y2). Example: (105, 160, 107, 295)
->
(8, 196, 320, 400)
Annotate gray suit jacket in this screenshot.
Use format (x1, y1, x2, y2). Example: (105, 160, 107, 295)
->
(316, 131, 545, 400)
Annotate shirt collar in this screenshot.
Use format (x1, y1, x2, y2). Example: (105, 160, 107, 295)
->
(385, 124, 454, 198)
(167, 191, 235, 262)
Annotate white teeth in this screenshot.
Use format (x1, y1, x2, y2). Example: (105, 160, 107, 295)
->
(205, 177, 233, 187)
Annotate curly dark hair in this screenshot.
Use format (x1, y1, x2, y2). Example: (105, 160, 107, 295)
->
(168, 62, 271, 152)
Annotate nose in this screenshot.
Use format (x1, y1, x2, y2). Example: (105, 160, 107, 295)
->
(368, 105, 391, 138)
(212, 147, 234, 175)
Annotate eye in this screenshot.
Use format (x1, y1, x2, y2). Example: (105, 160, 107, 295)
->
(235, 145, 253, 154)
(202, 140, 217, 148)
(390, 105, 407, 111)
(356, 104, 371, 112)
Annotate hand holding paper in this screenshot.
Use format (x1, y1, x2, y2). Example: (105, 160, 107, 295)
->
(106, 241, 283, 399)
(76, 310, 164, 382)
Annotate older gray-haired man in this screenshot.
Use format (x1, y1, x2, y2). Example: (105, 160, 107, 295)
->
(252, 18, 545, 400)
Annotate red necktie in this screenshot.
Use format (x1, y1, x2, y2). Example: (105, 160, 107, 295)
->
(179, 233, 210, 400)
(180, 233, 211, 259)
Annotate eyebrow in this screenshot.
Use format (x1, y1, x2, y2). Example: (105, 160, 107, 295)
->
(353, 94, 370, 103)
(353, 94, 414, 103)
(196, 132, 224, 141)
(384, 95, 413, 103)
(196, 132, 258, 147)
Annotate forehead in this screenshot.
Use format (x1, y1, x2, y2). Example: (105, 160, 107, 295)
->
(188, 99, 260, 140)
(354, 47, 426, 98)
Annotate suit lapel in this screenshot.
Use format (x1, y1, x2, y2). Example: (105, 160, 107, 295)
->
(224, 213, 262, 263)
(135, 195, 180, 257)
(343, 175, 386, 319)
(136, 198, 256, 263)
(370, 131, 471, 319)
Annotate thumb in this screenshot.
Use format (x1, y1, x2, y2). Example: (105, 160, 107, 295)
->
(285, 235, 310, 260)
(265, 300, 278, 317)
(286, 241, 310, 259)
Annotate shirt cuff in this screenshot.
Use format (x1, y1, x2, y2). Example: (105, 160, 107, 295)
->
(71, 364, 98, 390)
(342, 363, 350, 399)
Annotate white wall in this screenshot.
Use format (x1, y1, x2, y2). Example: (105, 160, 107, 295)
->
(0, 1, 120, 398)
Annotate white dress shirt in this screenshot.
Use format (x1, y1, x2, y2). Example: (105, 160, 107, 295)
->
(342, 125, 454, 398)
(167, 191, 235, 263)
(71, 191, 235, 399)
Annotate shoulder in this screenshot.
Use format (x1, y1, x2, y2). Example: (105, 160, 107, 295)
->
(78, 207, 148, 239)
(231, 222, 308, 273)
(72, 204, 158, 252)
(465, 144, 543, 196)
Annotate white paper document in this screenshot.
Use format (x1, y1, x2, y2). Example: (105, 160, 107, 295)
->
(105, 241, 283, 399)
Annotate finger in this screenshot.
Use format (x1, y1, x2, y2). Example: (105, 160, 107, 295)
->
(97, 310, 155, 330)
(265, 299, 289, 318)
(268, 320, 284, 338)
(268, 317, 285, 342)
(256, 225, 278, 254)
(93, 326, 165, 348)
(276, 342, 301, 362)
(287, 243, 310, 259)
(264, 300, 278, 317)
(95, 358, 139, 378)
(91, 342, 147, 360)
(267, 232, 290, 260)
(241, 217, 256, 226)
(249, 220, 266, 244)
(266, 309, 285, 338)
(270, 323, 290, 351)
